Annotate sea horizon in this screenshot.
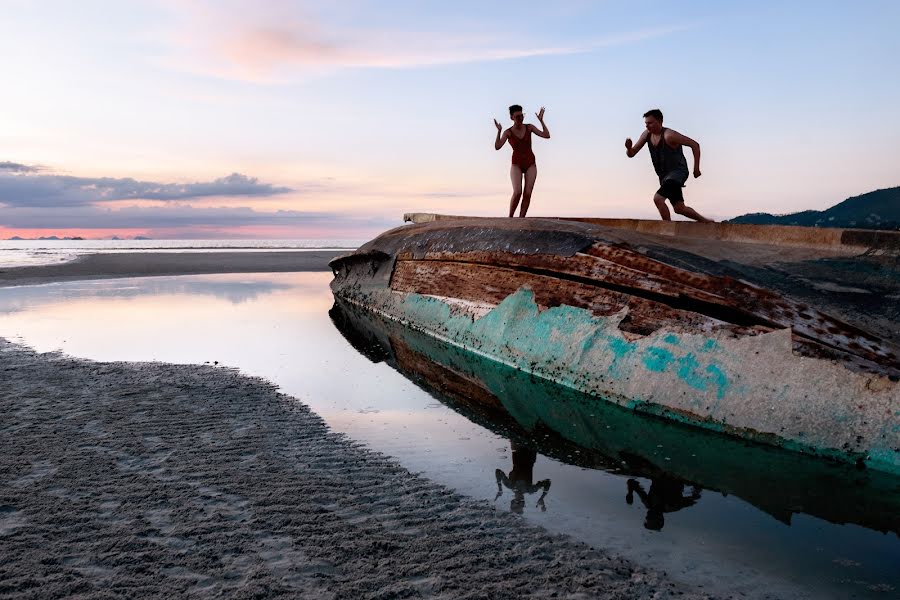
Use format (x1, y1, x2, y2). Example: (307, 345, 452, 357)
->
(0, 238, 365, 268)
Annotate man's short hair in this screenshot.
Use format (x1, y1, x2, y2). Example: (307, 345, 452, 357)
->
(643, 109, 664, 122)
(509, 104, 523, 116)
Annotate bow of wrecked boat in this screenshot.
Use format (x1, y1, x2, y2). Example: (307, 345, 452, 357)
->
(329, 216, 900, 474)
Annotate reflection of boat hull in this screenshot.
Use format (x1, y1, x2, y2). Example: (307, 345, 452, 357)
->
(330, 300, 900, 535)
(329, 217, 900, 473)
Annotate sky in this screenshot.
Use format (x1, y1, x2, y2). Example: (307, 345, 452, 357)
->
(1, 0, 898, 239)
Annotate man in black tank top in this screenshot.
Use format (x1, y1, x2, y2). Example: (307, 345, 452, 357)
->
(625, 109, 713, 222)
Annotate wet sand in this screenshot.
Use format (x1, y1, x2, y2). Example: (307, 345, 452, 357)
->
(0, 338, 716, 599)
(0, 254, 717, 598)
(0, 251, 345, 288)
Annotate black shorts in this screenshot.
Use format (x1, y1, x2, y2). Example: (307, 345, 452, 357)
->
(656, 179, 685, 205)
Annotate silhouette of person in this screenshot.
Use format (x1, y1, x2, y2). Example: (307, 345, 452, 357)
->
(495, 442, 551, 514)
(625, 108, 713, 223)
(626, 476, 702, 531)
(494, 105, 550, 217)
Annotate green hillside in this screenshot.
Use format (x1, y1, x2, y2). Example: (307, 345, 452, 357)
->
(727, 186, 900, 229)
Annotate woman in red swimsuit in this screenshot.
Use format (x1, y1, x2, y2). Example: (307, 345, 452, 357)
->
(494, 104, 550, 217)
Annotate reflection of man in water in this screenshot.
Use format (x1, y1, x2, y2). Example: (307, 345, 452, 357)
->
(495, 442, 551, 514)
(626, 477, 702, 531)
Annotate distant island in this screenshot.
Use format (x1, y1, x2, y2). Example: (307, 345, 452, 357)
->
(727, 185, 900, 230)
(4, 235, 152, 241)
(5, 236, 85, 241)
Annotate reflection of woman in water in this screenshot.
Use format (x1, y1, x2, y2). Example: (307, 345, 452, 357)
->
(626, 477, 702, 531)
(495, 442, 551, 514)
(493, 105, 550, 218)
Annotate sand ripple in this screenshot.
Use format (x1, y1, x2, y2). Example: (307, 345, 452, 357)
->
(0, 338, 713, 599)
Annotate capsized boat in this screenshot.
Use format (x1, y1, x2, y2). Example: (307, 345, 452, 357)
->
(329, 299, 900, 534)
(329, 215, 900, 473)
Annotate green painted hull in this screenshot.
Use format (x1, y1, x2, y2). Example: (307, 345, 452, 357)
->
(330, 300, 900, 534)
(330, 218, 900, 473)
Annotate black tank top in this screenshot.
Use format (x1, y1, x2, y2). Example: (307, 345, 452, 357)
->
(649, 128, 689, 184)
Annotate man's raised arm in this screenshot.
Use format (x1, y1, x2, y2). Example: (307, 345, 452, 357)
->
(625, 130, 648, 158)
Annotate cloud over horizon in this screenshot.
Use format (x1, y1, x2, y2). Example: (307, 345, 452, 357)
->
(0, 204, 346, 229)
(0, 161, 42, 174)
(0, 162, 367, 236)
(0, 167, 293, 207)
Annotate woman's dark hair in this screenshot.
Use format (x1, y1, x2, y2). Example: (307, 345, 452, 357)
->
(643, 109, 664, 122)
(509, 104, 523, 116)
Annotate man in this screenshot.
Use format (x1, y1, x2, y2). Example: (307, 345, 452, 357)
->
(625, 109, 713, 222)
(625, 477, 702, 531)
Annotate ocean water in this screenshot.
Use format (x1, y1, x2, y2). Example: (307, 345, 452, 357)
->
(0, 272, 897, 599)
(0, 239, 364, 268)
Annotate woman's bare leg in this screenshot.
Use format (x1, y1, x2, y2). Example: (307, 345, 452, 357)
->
(509, 165, 523, 217)
(520, 165, 537, 217)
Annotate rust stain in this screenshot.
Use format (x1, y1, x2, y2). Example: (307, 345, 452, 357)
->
(389, 247, 898, 378)
(391, 259, 738, 337)
(334, 219, 900, 379)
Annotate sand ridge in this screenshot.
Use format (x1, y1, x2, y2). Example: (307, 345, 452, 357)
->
(0, 251, 344, 288)
(0, 338, 719, 599)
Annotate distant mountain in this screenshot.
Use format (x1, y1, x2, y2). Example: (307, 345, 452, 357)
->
(5, 235, 89, 240)
(727, 186, 900, 230)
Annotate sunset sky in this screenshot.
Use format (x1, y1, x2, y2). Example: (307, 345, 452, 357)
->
(1, 0, 898, 239)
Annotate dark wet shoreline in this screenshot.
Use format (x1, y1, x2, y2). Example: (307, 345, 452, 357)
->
(0, 338, 715, 599)
(0, 250, 344, 288)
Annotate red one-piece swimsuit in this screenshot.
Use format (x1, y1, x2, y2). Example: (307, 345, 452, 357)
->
(508, 127, 536, 172)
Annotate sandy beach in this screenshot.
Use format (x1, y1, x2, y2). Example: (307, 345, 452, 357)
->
(0, 342, 713, 599)
(0, 254, 713, 599)
(0, 251, 344, 288)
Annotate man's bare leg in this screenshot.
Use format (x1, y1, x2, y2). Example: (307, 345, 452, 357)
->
(672, 202, 714, 223)
(509, 166, 523, 217)
(654, 193, 671, 220)
(520, 165, 537, 217)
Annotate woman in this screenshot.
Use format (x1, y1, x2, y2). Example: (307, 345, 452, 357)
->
(494, 104, 550, 217)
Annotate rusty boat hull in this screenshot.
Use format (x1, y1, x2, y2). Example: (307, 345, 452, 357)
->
(329, 299, 900, 534)
(329, 216, 900, 474)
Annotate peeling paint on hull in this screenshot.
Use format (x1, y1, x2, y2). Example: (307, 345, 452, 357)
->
(330, 218, 900, 474)
(329, 299, 900, 534)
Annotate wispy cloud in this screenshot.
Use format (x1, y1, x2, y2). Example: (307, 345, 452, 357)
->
(420, 189, 495, 199)
(157, 1, 688, 82)
(0, 168, 294, 207)
(0, 161, 389, 234)
(0, 204, 342, 229)
(0, 161, 43, 173)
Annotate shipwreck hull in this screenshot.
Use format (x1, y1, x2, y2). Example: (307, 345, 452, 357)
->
(329, 300, 900, 534)
(329, 217, 900, 474)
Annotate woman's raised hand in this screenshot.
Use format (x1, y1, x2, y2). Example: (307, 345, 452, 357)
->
(536, 107, 545, 121)
(493, 118, 502, 132)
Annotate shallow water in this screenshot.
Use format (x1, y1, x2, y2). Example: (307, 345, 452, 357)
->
(0, 239, 362, 267)
(0, 272, 897, 599)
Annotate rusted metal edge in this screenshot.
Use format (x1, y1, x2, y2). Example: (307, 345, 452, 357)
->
(402, 213, 900, 252)
(331, 221, 900, 474)
(390, 257, 899, 378)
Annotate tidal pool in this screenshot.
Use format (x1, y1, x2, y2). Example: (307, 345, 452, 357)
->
(0, 272, 897, 599)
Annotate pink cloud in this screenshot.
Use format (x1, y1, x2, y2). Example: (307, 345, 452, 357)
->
(156, 1, 686, 82)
